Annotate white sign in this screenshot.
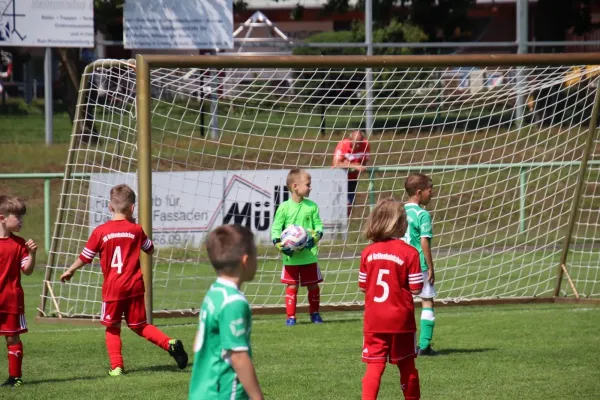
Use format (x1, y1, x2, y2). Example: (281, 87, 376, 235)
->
(0, 0, 94, 47)
(124, 0, 233, 49)
(89, 169, 347, 247)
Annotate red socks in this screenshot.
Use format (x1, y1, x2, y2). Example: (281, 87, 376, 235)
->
(398, 358, 420, 400)
(132, 324, 171, 351)
(362, 362, 386, 400)
(105, 327, 123, 369)
(285, 287, 298, 318)
(308, 286, 320, 314)
(7, 342, 23, 378)
(362, 359, 420, 400)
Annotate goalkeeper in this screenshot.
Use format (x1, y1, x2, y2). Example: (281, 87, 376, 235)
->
(271, 168, 325, 326)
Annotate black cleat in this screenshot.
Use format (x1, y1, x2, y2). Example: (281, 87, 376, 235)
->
(168, 339, 189, 369)
(1, 376, 23, 387)
(418, 346, 438, 356)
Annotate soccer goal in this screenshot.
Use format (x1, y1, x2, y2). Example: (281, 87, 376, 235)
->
(39, 53, 600, 322)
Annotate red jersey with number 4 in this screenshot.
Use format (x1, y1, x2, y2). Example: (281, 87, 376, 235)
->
(79, 219, 154, 302)
(0, 234, 30, 314)
(359, 239, 423, 333)
(333, 138, 371, 180)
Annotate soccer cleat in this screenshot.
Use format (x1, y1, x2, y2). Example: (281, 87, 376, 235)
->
(285, 317, 296, 326)
(418, 346, 438, 356)
(168, 339, 189, 369)
(1, 376, 23, 387)
(310, 312, 324, 324)
(108, 367, 124, 377)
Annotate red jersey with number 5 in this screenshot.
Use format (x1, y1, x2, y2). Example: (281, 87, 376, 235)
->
(0, 234, 30, 314)
(79, 219, 154, 302)
(359, 239, 423, 333)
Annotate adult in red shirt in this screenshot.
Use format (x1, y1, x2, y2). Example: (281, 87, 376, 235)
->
(332, 130, 371, 217)
(61, 184, 188, 376)
(0, 196, 37, 387)
(359, 199, 423, 400)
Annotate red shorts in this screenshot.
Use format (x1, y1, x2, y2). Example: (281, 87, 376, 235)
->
(362, 332, 417, 364)
(281, 263, 323, 286)
(101, 295, 147, 328)
(0, 313, 28, 336)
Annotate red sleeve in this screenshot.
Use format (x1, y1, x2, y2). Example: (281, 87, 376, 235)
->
(140, 228, 154, 253)
(407, 249, 424, 292)
(19, 240, 30, 271)
(358, 250, 367, 290)
(79, 229, 101, 263)
(333, 140, 348, 163)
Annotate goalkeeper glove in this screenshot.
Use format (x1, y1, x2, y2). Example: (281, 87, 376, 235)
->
(305, 230, 323, 250)
(273, 239, 294, 257)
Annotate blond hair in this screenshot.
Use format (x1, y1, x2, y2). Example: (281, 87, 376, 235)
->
(364, 198, 407, 242)
(0, 195, 26, 217)
(110, 184, 136, 214)
(286, 168, 310, 190)
(404, 173, 433, 196)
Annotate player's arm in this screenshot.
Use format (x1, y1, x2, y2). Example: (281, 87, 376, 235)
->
(419, 211, 434, 284)
(358, 251, 367, 293)
(140, 229, 155, 256)
(21, 239, 37, 275)
(270, 204, 285, 242)
(230, 351, 264, 400)
(61, 231, 99, 282)
(408, 250, 424, 295)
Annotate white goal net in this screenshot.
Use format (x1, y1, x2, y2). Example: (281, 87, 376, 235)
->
(40, 57, 600, 318)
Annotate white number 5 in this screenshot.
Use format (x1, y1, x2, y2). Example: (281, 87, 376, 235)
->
(374, 269, 390, 303)
(111, 246, 123, 274)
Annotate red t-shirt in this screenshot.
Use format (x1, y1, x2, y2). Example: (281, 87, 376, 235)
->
(0, 234, 30, 314)
(359, 239, 423, 333)
(333, 138, 371, 180)
(79, 220, 154, 302)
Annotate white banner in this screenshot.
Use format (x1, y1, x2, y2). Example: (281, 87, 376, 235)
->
(0, 0, 94, 47)
(124, 0, 233, 49)
(89, 169, 348, 247)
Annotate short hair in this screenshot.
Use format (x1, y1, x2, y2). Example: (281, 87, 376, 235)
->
(0, 195, 26, 217)
(110, 184, 136, 214)
(364, 198, 407, 242)
(206, 224, 256, 272)
(286, 168, 310, 190)
(404, 173, 433, 197)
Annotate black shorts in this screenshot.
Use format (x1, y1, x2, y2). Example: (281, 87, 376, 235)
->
(348, 179, 358, 205)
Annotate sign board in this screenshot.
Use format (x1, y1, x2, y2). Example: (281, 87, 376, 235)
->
(89, 169, 348, 247)
(0, 0, 94, 47)
(124, 0, 233, 49)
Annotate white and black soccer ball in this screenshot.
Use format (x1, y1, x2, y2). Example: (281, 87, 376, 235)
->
(280, 225, 308, 252)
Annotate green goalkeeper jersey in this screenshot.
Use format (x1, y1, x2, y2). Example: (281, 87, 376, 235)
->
(188, 278, 253, 400)
(271, 198, 324, 266)
(404, 202, 433, 272)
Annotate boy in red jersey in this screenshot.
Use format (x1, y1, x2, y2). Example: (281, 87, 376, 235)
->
(359, 199, 423, 400)
(0, 196, 37, 387)
(60, 184, 188, 376)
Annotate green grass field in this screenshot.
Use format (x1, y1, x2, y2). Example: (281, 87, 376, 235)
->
(1, 102, 600, 399)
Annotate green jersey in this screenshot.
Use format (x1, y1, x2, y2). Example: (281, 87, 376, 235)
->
(404, 202, 433, 272)
(271, 198, 324, 266)
(189, 278, 253, 400)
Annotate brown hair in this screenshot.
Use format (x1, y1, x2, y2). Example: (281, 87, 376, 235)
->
(206, 224, 256, 272)
(0, 195, 27, 217)
(404, 173, 433, 197)
(286, 168, 309, 190)
(364, 198, 407, 242)
(110, 184, 136, 214)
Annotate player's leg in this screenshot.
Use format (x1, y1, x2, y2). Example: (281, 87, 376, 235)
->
(361, 333, 390, 400)
(101, 301, 125, 375)
(281, 266, 300, 325)
(418, 270, 437, 355)
(301, 263, 324, 323)
(347, 179, 358, 217)
(391, 333, 420, 400)
(1, 313, 27, 386)
(126, 295, 188, 369)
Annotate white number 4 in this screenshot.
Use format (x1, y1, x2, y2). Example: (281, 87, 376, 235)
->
(111, 246, 124, 274)
(374, 269, 390, 303)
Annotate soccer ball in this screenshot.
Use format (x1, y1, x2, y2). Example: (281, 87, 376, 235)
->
(280, 225, 308, 252)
